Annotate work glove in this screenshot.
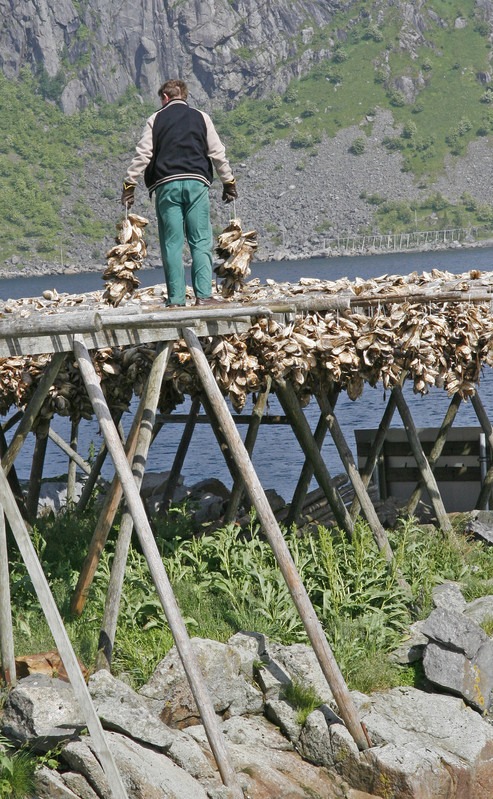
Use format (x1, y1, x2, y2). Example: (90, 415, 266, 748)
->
(222, 179, 238, 203)
(121, 182, 136, 207)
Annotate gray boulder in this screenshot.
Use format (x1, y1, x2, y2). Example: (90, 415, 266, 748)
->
(34, 766, 87, 799)
(188, 715, 354, 799)
(1, 675, 85, 750)
(62, 732, 209, 799)
(88, 669, 213, 778)
(464, 594, 493, 626)
(422, 606, 493, 712)
(139, 638, 263, 727)
(343, 687, 493, 799)
(432, 580, 467, 613)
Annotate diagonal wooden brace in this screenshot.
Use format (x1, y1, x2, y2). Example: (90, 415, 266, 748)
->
(72, 335, 243, 797)
(182, 326, 369, 752)
(0, 454, 128, 797)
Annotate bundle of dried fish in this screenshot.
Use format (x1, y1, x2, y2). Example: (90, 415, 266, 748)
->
(103, 213, 149, 306)
(214, 218, 258, 297)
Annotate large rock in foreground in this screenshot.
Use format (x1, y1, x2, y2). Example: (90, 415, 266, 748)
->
(339, 687, 493, 799)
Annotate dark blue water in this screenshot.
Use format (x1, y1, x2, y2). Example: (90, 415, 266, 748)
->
(2, 246, 493, 499)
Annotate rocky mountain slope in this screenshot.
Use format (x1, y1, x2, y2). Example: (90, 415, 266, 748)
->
(3, 0, 493, 274)
(0, 0, 340, 113)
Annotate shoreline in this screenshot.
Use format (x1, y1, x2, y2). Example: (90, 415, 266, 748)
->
(1, 237, 493, 282)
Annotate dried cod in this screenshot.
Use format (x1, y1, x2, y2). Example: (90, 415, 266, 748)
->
(103, 213, 149, 306)
(214, 218, 258, 297)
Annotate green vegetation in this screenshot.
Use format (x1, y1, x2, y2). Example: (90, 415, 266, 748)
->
(0, 736, 36, 798)
(361, 190, 493, 234)
(6, 501, 493, 697)
(0, 70, 154, 264)
(2, 1, 493, 264)
(281, 680, 323, 724)
(214, 0, 493, 178)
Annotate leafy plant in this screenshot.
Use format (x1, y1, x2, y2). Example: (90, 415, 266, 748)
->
(282, 680, 323, 725)
(0, 736, 35, 798)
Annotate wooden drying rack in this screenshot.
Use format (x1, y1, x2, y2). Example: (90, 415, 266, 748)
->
(1, 286, 493, 796)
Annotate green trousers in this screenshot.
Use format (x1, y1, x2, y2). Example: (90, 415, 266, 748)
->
(155, 180, 213, 306)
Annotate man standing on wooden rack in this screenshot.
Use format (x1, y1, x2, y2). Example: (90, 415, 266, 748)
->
(121, 78, 237, 308)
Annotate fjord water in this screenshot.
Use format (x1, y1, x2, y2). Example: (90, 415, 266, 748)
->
(2, 245, 493, 498)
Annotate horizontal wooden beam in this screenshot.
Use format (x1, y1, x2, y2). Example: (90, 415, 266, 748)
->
(156, 413, 288, 425)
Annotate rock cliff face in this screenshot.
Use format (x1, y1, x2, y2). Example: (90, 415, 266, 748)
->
(0, 0, 344, 113)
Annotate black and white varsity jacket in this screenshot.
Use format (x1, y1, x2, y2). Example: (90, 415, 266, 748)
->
(123, 98, 234, 195)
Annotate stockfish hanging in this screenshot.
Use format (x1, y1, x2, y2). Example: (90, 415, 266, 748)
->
(103, 213, 149, 306)
(214, 218, 258, 297)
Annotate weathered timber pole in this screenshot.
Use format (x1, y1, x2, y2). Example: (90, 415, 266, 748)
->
(0, 511, 16, 687)
(286, 387, 339, 528)
(349, 389, 399, 521)
(406, 393, 462, 517)
(0, 425, 28, 522)
(3, 411, 23, 434)
(95, 343, 171, 672)
(161, 395, 201, 511)
(70, 396, 147, 616)
(182, 326, 368, 752)
(76, 435, 114, 513)
(274, 378, 354, 537)
(72, 335, 243, 797)
(393, 385, 452, 532)
(0, 466, 128, 797)
(223, 377, 272, 524)
(66, 421, 79, 506)
(26, 422, 49, 523)
(471, 391, 493, 509)
(316, 393, 395, 563)
(48, 427, 106, 488)
(200, 392, 242, 485)
(2, 352, 66, 477)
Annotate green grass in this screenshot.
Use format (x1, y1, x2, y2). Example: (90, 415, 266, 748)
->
(282, 680, 323, 725)
(0, 737, 36, 799)
(1, 1, 493, 264)
(7, 501, 493, 696)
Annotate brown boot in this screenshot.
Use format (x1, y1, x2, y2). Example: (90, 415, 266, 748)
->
(195, 296, 224, 306)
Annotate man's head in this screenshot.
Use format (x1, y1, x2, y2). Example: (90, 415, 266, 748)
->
(158, 79, 188, 104)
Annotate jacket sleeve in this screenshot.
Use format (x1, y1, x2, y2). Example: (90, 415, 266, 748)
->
(123, 112, 157, 186)
(201, 112, 235, 184)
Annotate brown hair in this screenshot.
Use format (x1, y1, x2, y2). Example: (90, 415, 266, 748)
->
(158, 79, 188, 100)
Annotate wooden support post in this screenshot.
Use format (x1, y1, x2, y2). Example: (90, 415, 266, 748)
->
(0, 464, 128, 797)
(95, 343, 171, 672)
(471, 391, 493, 510)
(274, 378, 354, 537)
(286, 387, 339, 528)
(66, 420, 79, 506)
(2, 352, 66, 477)
(223, 377, 272, 524)
(76, 436, 114, 513)
(48, 427, 106, 488)
(2, 411, 23, 434)
(72, 335, 243, 797)
(0, 511, 16, 687)
(316, 393, 395, 564)
(182, 326, 368, 752)
(70, 400, 147, 616)
(26, 422, 49, 523)
(0, 425, 28, 522)
(349, 381, 403, 521)
(201, 392, 242, 485)
(161, 395, 201, 511)
(393, 385, 452, 533)
(406, 393, 462, 517)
